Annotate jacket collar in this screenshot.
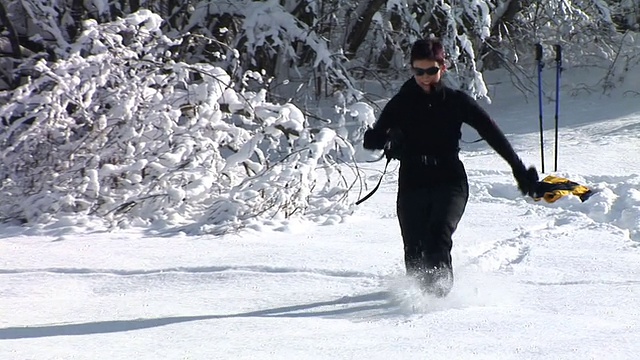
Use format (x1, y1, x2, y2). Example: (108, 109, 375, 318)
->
(400, 78, 446, 100)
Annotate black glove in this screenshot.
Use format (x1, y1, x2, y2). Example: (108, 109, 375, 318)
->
(363, 127, 387, 150)
(512, 162, 539, 197)
(384, 128, 404, 160)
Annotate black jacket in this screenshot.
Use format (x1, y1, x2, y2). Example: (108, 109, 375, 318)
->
(364, 79, 523, 190)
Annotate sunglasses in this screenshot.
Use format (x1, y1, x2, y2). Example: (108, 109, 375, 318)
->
(412, 66, 440, 76)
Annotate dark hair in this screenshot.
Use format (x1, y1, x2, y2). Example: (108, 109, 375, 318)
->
(410, 39, 445, 65)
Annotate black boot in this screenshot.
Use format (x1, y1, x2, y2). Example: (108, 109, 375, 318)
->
(404, 246, 423, 277)
(419, 266, 453, 298)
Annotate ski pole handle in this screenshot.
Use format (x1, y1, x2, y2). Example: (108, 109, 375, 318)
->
(554, 44, 562, 62)
(535, 44, 543, 61)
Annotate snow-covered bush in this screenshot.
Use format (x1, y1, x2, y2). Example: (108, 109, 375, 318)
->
(0, 11, 361, 234)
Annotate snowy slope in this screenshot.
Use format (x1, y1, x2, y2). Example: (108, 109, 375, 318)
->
(1, 70, 640, 359)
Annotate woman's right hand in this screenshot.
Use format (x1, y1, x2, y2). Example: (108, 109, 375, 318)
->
(363, 127, 388, 150)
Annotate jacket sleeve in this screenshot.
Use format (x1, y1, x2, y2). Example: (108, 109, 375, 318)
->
(459, 91, 524, 170)
(363, 97, 399, 150)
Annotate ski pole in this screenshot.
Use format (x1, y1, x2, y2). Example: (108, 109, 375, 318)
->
(535, 44, 545, 173)
(554, 44, 562, 172)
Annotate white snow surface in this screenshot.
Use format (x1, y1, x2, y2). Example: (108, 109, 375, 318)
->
(1, 69, 640, 359)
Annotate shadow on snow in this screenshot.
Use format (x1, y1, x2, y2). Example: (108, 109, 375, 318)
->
(0, 290, 413, 340)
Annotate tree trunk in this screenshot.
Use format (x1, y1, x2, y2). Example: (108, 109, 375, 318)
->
(378, 10, 402, 69)
(0, 1, 22, 88)
(130, 0, 141, 12)
(290, 0, 314, 27)
(165, 0, 181, 28)
(491, 0, 523, 35)
(481, 0, 523, 70)
(68, 0, 84, 40)
(344, 0, 386, 59)
(0, 2, 21, 58)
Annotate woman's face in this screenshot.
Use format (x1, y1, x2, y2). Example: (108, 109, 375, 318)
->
(411, 59, 444, 93)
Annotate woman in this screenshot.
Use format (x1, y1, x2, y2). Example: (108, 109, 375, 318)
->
(363, 38, 539, 297)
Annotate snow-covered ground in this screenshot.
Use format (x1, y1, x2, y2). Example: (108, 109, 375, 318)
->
(1, 67, 639, 359)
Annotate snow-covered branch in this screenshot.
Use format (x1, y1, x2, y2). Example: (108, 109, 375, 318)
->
(0, 11, 361, 234)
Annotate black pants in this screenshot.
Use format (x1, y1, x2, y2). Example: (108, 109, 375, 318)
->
(396, 181, 469, 284)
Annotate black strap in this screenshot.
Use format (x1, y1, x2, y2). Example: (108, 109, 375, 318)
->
(355, 157, 392, 205)
(461, 137, 484, 144)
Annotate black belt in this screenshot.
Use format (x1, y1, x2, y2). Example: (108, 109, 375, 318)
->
(355, 153, 459, 205)
(405, 154, 459, 166)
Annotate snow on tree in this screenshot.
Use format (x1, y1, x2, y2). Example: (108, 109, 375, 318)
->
(6, 1, 638, 97)
(0, 11, 371, 234)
